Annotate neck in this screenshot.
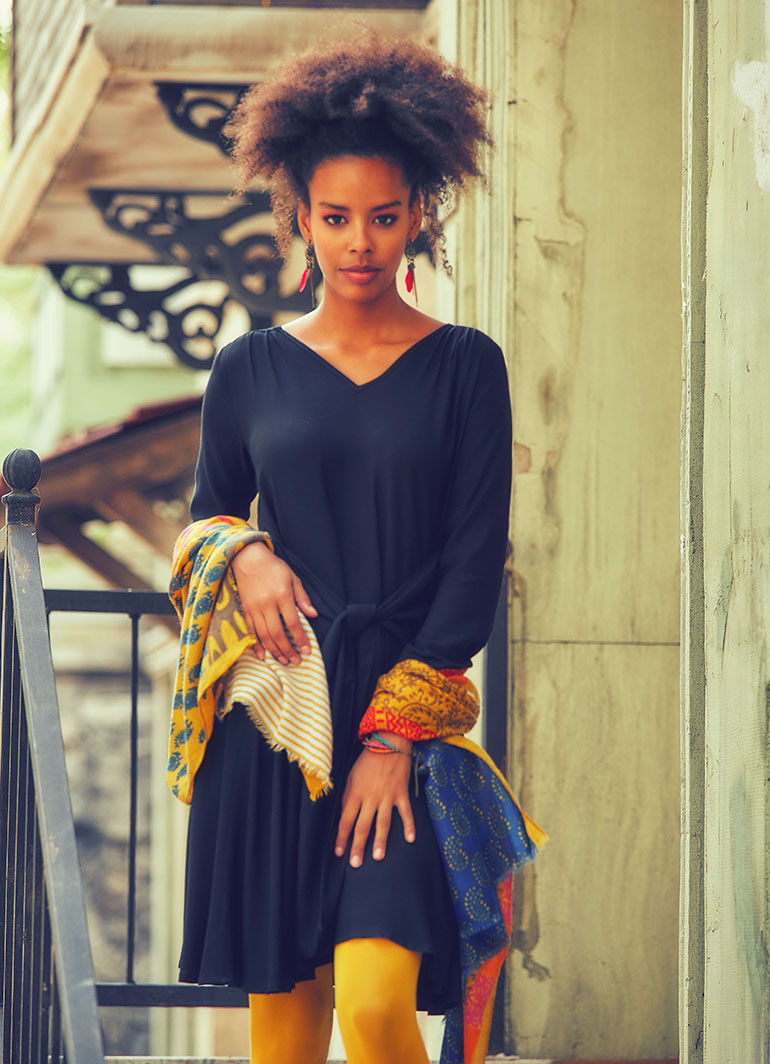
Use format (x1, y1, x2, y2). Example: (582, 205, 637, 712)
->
(310, 281, 415, 346)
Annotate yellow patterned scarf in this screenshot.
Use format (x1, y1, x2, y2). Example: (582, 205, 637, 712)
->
(167, 516, 272, 803)
(222, 624, 333, 801)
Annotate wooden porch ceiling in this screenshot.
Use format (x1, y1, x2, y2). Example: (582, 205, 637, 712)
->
(0, 3, 427, 265)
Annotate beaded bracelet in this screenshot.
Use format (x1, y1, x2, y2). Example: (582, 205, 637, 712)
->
(362, 731, 413, 756)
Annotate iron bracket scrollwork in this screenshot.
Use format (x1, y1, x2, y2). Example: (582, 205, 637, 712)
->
(155, 82, 251, 157)
(88, 189, 312, 321)
(47, 263, 268, 371)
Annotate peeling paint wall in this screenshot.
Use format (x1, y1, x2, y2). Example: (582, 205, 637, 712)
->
(452, 0, 682, 1056)
(683, 1, 770, 1062)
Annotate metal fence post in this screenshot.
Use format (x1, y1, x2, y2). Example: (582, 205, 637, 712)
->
(2, 449, 42, 527)
(2, 448, 106, 1064)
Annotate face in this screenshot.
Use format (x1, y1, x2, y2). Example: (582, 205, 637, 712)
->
(296, 154, 422, 305)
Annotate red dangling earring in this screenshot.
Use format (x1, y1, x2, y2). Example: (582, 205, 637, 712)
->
(299, 243, 316, 308)
(404, 242, 418, 306)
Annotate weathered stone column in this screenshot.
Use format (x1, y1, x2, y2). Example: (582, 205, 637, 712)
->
(682, 1, 770, 1061)
(448, 0, 682, 1056)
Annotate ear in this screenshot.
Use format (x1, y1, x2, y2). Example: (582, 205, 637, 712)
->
(297, 197, 312, 243)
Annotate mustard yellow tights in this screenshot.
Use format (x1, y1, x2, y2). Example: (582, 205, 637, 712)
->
(334, 938, 430, 1064)
(248, 937, 429, 1064)
(248, 960, 333, 1064)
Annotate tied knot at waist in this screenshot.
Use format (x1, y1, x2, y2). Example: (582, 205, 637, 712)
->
(278, 543, 440, 645)
(337, 601, 380, 638)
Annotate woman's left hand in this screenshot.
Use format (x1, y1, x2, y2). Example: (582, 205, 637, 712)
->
(335, 740, 415, 867)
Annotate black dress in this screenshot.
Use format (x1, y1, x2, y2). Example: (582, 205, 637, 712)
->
(178, 323, 512, 1014)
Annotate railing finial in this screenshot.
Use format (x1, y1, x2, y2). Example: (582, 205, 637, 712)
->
(2, 449, 42, 525)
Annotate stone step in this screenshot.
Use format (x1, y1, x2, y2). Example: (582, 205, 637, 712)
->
(104, 1055, 679, 1064)
(105, 1057, 529, 1063)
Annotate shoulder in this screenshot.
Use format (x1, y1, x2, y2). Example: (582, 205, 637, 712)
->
(439, 325, 508, 386)
(208, 331, 249, 384)
(209, 327, 285, 382)
(212, 329, 261, 373)
(442, 324, 504, 356)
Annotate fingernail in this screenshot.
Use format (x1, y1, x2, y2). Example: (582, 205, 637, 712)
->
(373, 847, 383, 860)
(335, 846, 344, 857)
(406, 834, 415, 843)
(350, 855, 361, 868)
(301, 645, 311, 655)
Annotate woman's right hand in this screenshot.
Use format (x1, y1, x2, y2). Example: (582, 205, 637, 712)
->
(230, 541, 317, 665)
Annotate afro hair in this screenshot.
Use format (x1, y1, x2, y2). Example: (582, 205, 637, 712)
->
(223, 27, 493, 274)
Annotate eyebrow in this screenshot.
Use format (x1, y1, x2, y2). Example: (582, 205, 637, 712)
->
(318, 200, 403, 211)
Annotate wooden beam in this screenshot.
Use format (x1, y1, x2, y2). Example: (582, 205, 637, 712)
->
(95, 487, 184, 558)
(38, 413, 201, 510)
(41, 511, 155, 592)
(40, 512, 179, 634)
(0, 30, 110, 262)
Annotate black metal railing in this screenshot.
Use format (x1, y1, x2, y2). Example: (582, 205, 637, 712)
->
(1, 447, 247, 1064)
(1, 449, 105, 1064)
(43, 587, 247, 1014)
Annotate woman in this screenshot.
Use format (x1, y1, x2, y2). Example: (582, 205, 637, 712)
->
(170, 28, 540, 1064)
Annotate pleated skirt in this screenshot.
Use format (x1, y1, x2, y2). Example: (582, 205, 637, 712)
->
(178, 702, 461, 1014)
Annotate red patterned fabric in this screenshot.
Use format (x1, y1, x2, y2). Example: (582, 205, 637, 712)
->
(358, 665, 473, 742)
(461, 874, 512, 1063)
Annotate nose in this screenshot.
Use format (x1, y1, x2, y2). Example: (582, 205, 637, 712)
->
(347, 220, 372, 254)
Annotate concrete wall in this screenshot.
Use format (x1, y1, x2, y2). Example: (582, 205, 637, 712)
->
(682, 1, 770, 1061)
(452, 0, 682, 1057)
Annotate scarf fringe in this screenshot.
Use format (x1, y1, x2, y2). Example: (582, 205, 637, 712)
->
(231, 696, 333, 801)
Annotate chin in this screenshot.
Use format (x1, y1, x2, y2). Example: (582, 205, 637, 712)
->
(331, 283, 387, 305)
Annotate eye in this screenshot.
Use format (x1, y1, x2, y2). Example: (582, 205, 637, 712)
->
(323, 214, 347, 226)
(374, 214, 398, 226)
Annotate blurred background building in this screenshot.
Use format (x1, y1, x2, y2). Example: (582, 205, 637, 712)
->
(0, 0, 766, 1062)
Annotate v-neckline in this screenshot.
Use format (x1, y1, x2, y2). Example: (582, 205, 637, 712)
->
(277, 323, 450, 390)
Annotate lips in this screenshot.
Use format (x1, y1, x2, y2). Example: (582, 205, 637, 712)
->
(341, 265, 382, 284)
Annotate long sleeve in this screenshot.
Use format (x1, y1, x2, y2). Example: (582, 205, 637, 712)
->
(399, 335, 512, 669)
(190, 337, 257, 522)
